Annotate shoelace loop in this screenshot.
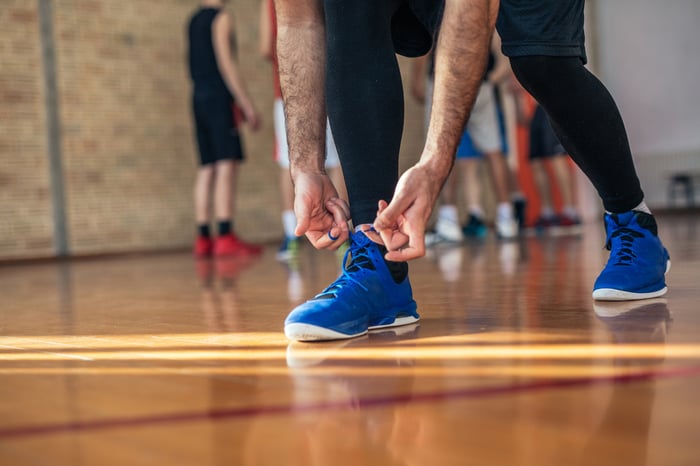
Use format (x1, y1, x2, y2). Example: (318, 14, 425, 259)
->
(316, 242, 375, 298)
(606, 227, 644, 266)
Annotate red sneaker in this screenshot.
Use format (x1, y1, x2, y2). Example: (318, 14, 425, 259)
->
(214, 234, 262, 257)
(194, 236, 213, 258)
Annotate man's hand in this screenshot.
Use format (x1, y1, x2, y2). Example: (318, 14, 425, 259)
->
(241, 104, 262, 132)
(293, 172, 351, 250)
(372, 162, 449, 261)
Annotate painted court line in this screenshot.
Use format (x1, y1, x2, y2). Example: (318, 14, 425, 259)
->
(1, 365, 699, 440)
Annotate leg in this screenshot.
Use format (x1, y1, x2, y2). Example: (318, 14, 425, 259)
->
(461, 159, 482, 215)
(468, 82, 517, 238)
(509, 55, 644, 212)
(324, 0, 404, 226)
(498, 0, 668, 299)
(214, 159, 234, 224)
(195, 165, 215, 225)
(192, 97, 215, 257)
(285, 0, 429, 341)
(530, 158, 556, 226)
(460, 158, 488, 238)
(549, 154, 576, 212)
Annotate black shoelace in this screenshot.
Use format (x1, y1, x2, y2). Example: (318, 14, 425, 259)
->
(314, 244, 376, 299)
(606, 227, 644, 266)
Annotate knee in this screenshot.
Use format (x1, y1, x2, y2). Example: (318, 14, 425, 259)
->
(509, 55, 582, 96)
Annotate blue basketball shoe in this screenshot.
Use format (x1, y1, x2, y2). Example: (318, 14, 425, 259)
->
(593, 211, 670, 301)
(284, 231, 419, 341)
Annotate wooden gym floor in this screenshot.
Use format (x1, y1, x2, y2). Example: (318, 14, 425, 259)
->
(1, 213, 699, 465)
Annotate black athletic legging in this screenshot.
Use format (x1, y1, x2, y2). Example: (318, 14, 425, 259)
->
(510, 56, 644, 213)
(325, 0, 405, 226)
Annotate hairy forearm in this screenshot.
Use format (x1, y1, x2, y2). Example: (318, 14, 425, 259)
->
(421, 0, 499, 179)
(275, 2, 326, 177)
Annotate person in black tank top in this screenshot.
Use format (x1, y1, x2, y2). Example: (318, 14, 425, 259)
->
(187, 0, 262, 259)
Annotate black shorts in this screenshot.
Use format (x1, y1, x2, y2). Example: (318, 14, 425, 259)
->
(392, 1, 585, 62)
(497, 0, 587, 63)
(391, 0, 444, 57)
(192, 92, 244, 166)
(529, 105, 565, 160)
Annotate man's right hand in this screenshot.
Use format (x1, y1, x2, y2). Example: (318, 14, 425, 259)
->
(293, 172, 350, 250)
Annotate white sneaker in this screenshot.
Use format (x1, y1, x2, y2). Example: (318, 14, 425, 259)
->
(496, 216, 518, 240)
(435, 216, 463, 243)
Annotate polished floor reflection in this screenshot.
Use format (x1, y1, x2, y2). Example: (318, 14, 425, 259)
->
(1, 214, 699, 465)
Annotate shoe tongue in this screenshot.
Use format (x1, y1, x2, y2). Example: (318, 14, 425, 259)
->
(351, 230, 372, 246)
(608, 210, 657, 235)
(610, 211, 635, 226)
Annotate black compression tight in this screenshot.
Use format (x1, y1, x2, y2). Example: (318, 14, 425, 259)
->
(324, 0, 404, 225)
(510, 56, 644, 213)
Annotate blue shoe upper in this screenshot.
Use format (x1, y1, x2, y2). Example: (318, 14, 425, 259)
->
(284, 231, 417, 336)
(594, 211, 669, 294)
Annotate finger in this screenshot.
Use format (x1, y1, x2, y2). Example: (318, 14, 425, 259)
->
(384, 220, 425, 261)
(306, 230, 336, 250)
(384, 244, 424, 261)
(377, 199, 388, 215)
(374, 197, 408, 234)
(325, 199, 350, 235)
(294, 206, 310, 237)
(362, 226, 385, 245)
(331, 197, 351, 221)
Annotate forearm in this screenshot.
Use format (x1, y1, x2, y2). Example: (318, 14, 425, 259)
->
(421, 0, 499, 180)
(220, 61, 255, 110)
(274, 0, 326, 178)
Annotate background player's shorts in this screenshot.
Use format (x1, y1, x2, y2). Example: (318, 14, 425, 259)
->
(391, 0, 444, 57)
(425, 80, 507, 160)
(457, 101, 508, 159)
(463, 82, 502, 155)
(529, 105, 566, 160)
(193, 93, 244, 165)
(497, 0, 587, 63)
(273, 98, 340, 170)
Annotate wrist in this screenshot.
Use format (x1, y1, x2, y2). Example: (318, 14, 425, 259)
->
(290, 159, 327, 180)
(416, 150, 454, 185)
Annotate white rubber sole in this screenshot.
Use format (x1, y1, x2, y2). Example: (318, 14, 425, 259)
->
(592, 286, 668, 301)
(285, 314, 420, 342)
(368, 314, 420, 330)
(284, 323, 367, 342)
(592, 260, 671, 301)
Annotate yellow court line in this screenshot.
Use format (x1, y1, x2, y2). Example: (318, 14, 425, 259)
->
(0, 364, 681, 378)
(1, 344, 700, 361)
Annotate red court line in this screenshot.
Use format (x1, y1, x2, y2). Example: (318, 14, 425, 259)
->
(1, 365, 699, 440)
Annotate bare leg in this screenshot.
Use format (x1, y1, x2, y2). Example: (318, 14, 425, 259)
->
(484, 151, 510, 204)
(195, 165, 215, 225)
(550, 154, 576, 210)
(460, 159, 482, 215)
(280, 168, 294, 212)
(531, 158, 553, 215)
(214, 160, 238, 222)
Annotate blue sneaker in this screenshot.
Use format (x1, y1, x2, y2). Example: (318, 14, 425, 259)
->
(276, 236, 300, 262)
(593, 211, 670, 301)
(462, 214, 487, 238)
(284, 231, 419, 341)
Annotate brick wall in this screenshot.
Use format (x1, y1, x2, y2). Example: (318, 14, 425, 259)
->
(0, 2, 54, 259)
(0, 0, 425, 260)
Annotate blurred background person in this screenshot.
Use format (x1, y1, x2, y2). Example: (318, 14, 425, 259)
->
(188, 0, 262, 258)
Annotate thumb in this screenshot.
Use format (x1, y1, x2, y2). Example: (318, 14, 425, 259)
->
(294, 205, 310, 237)
(374, 198, 405, 231)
